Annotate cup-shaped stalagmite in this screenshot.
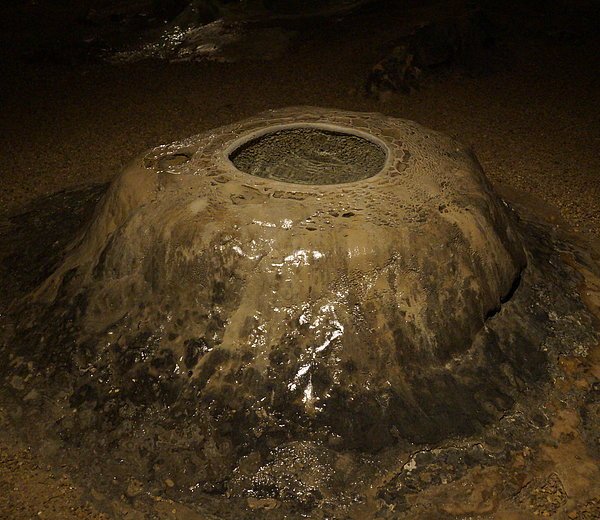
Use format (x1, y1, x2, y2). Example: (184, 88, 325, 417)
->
(19, 107, 533, 454)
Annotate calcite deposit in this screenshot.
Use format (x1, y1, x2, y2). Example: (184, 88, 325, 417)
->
(26, 106, 528, 444)
(2, 107, 598, 517)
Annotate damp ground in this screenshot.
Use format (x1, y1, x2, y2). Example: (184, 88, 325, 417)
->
(0, 1, 599, 518)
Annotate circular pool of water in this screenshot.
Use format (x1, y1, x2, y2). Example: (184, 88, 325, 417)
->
(229, 126, 387, 185)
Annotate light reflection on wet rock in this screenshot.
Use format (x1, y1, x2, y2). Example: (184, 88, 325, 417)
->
(0, 107, 598, 517)
(108, 1, 377, 63)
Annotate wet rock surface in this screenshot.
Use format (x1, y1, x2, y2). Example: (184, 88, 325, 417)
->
(80, 0, 377, 63)
(1, 108, 599, 519)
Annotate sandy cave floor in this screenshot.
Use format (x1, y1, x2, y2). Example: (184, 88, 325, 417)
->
(0, 1, 599, 518)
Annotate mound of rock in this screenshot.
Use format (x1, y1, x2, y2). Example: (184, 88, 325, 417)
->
(3, 108, 597, 509)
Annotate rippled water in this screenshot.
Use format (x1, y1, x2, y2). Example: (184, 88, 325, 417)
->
(229, 128, 387, 184)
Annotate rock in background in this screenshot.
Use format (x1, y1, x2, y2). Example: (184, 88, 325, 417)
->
(367, 7, 498, 97)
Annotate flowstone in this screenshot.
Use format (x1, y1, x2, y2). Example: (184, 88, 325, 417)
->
(21, 106, 528, 442)
(1, 107, 598, 517)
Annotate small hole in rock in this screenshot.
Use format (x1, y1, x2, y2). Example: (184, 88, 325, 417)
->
(158, 153, 192, 170)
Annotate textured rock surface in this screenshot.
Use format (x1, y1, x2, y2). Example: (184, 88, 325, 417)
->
(1, 108, 598, 517)
(25, 107, 526, 446)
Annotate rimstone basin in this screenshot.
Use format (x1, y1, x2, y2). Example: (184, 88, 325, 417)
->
(228, 125, 387, 184)
(14, 107, 573, 495)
